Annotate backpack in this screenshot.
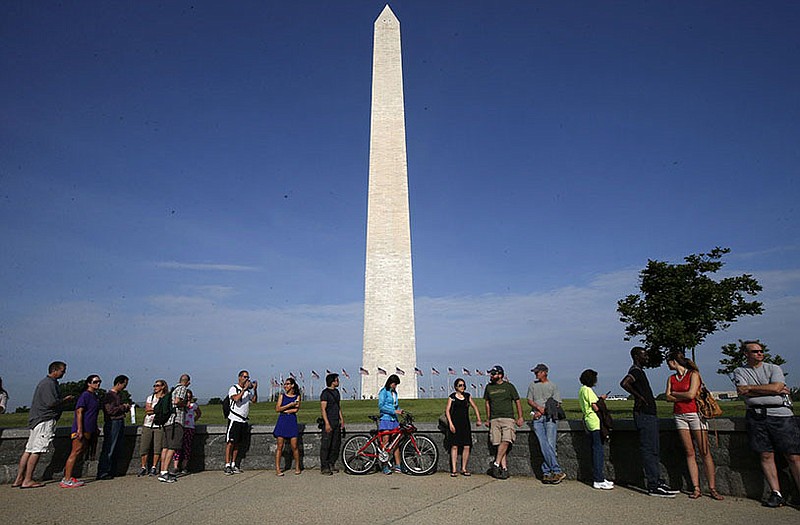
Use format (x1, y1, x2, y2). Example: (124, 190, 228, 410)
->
(222, 385, 248, 421)
(152, 394, 172, 426)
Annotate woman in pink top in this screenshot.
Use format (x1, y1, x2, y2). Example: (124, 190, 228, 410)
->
(665, 352, 723, 500)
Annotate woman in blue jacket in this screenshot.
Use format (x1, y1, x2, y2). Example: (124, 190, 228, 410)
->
(378, 374, 404, 474)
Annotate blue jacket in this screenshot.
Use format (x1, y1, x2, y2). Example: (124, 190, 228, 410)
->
(378, 388, 399, 421)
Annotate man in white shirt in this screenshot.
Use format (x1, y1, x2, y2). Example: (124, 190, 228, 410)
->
(224, 370, 257, 475)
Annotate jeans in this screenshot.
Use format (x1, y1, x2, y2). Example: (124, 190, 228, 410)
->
(633, 412, 663, 490)
(320, 424, 342, 470)
(589, 430, 604, 482)
(97, 419, 125, 477)
(532, 417, 562, 475)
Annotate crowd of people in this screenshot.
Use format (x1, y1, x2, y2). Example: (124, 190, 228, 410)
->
(6, 340, 799, 508)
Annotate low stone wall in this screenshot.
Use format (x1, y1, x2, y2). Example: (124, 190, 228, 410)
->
(1, 418, 797, 502)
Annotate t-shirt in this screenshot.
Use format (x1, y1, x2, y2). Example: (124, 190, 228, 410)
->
(320, 388, 341, 425)
(0, 391, 8, 413)
(669, 372, 697, 415)
(526, 380, 562, 407)
(623, 365, 657, 415)
(143, 394, 158, 428)
(184, 402, 198, 429)
(733, 363, 793, 417)
(228, 384, 254, 423)
(72, 390, 101, 434)
(29, 376, 62, 428)
(578, 385, 600, 432)
(166, 384, 189, 426)
(102, 389, 127, 421)
(483, 381, 520, 419)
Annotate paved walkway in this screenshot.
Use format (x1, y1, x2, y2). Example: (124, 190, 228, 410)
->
(1, 470, 796, 525)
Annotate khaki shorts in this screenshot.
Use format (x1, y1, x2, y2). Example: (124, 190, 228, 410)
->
(674, 412, 708, 431)
(490, 418, 516, 445)
(163, 423, 184, 451)
(25, 419, 57, 454)
(140, 425, 164, 455)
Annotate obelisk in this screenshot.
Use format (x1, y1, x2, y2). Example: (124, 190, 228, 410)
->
(361, 4, 418, 400)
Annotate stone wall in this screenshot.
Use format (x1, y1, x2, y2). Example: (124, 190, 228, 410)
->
(1, 418, 797, 502)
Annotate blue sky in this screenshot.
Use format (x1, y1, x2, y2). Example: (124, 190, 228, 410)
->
(2, 1, 798, 407)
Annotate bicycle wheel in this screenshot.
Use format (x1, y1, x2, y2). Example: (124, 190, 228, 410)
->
(341, 435, 378, 475)
(401, 435, 438, 475)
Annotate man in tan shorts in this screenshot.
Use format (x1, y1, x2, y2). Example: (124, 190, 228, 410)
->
(483, 365, 524, 479)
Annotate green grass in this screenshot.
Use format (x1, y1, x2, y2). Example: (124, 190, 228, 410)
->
(0, 398, 758, 428)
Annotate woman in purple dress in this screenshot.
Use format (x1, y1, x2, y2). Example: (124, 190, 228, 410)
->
(273, 377, 301, 475)
(60, 374, 102, 488)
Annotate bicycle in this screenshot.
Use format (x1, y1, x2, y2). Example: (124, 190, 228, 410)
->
(341, 412, 439, 475)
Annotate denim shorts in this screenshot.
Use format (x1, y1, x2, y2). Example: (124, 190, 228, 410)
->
(379, 420, 399, 431)
(745, 413, 800, 454)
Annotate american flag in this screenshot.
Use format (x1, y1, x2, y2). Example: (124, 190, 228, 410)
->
(462, 368, 471, 376)
(395, 367, 405, 376)
(289, 372, 296, 379)
(299, 372, 304, 381)
(471, 383, 477, 389)
(431, 367, 440, 376)
(326, 369, 333, 375)
(341, 387, 347, 393)
(311, 370, 320, 380)
(448, 368, 456, 375)
(359, 367, 369, 375)
(419, 387, 426, 393)
(342, 368, 350, 379)
(414, 367, 423, 376)
(476, 369, 484, 376)
(377, 367, 387, 375)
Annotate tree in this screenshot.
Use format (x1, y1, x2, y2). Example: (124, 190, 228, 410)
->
(717, 340, 787, 378)
(617, 247, 763, 366)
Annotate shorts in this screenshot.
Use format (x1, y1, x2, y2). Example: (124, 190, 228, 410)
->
(25, 419, 57, 453)
(226, 419, 249, 445)
(745, 413, 800, 455)
(674, 412, 708, 431)
(163, 423, 184, 451)
(489, 418, 516, 445)
(140, 425, 164, 455)
(379, 420, 399, 431)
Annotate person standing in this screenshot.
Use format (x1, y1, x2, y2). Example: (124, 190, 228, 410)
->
(734, 340, 800, 508)
(526, 363, 566, 484)
(273, 377, 302, 476)
(158, 374, 190, 483)
(319, 373, 344, 475)
(579, 369, 614, 490)
(174, 388, 201, 475)
(13, 361, 74, 489)
(225, 370, 257, 475)
(483, 365, 524, 479)
(378, 374, 405, 474)
(0, 376, 8, 414)
(620, 347, 678, 497)
(138, 380, 167, 477)
(665, 352, 723, 500)
(97, 374, 130, 480)
(60, 374, 102, 488)
(445, 377, 482, 477)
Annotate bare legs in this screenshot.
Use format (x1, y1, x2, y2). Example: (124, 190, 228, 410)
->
(63, 436, 86, 481)
(450, 445, 472, 474)
(495, 442, 509, 469)
(14, 452, 43, 488)
(678, 427, 722, 499)
(275, 436, 301, 475)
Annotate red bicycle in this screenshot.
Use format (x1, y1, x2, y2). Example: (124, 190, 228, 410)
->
(341, 412, 439, 475)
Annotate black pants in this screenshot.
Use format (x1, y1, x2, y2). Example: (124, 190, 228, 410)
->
(320, 425, 342, 470)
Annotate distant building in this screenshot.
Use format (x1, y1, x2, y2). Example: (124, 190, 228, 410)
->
(712, 391, 738, 400)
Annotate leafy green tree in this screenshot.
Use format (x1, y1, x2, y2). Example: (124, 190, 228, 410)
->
(617, 247, 763, 366)
(207, 397, 223, 405)
(717, 340, 787, 378)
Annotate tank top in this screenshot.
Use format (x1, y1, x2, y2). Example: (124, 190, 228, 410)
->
(670, 371, 698, 414)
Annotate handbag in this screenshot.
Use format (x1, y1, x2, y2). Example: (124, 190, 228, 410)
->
(695, 380, 723, 419)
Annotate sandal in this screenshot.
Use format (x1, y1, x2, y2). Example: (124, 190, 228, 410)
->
(450, 472, 458, 477)
(709, 488, 725, 501)
(688, 486, 701, 499)
(276, 471, 284, 477)
(461, 471, 471, 477)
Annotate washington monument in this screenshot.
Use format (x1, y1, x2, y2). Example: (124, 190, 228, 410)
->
(361, 5, 418, 400)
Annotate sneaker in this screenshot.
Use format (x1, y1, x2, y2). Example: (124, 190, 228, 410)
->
(157, 472, 175, 483)
(59, 477, 85, 488)
(499, 468, 510, 480)
(593, 480, 614, 490)
(542, 473, 553, 484)
(649, 486, 677, 498)
(604, 479, 615, 487)
(320, 468, 333, 476)
(232, 466, 243, 474)
(223, 465, 234, 476)
(763, 491, 785, 508)
(331, 466, 340, 473)
(550, 472, 567, 484)
(490, 463, 501, 479)
(137, 467, 148, 477)
(179, 470, 189, 476)
(657, 483, 679, 494)
(382, 465, 392, 475)
(149, 467, 158, 477)
(391, 464, 402, 473)
(169, 473, 178, 482)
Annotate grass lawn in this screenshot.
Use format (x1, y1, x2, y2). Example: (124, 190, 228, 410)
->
(0, 398, 756, 429)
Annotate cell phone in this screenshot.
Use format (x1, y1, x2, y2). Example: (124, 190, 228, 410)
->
(605, 391, 611, 396)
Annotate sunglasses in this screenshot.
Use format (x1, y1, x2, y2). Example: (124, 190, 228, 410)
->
(748, 350, 764, 354)
(456, 383, 466, 388)
(90, 380, 102, 384)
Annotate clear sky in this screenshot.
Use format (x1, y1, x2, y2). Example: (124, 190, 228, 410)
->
(2, 1, 798, 407)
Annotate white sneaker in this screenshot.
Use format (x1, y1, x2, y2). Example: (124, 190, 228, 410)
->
(593, 480, 614, 490)
(604, 479, 614, 487)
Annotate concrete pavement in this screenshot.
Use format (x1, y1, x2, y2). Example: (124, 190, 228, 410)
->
(1, 469, 797, 525)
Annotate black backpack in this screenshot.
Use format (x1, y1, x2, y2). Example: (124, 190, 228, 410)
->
(222, 385, 248, 421)
(153, 394, 172, 426)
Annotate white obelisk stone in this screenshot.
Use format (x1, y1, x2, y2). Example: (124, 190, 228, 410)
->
(361, 5, 418, 400)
